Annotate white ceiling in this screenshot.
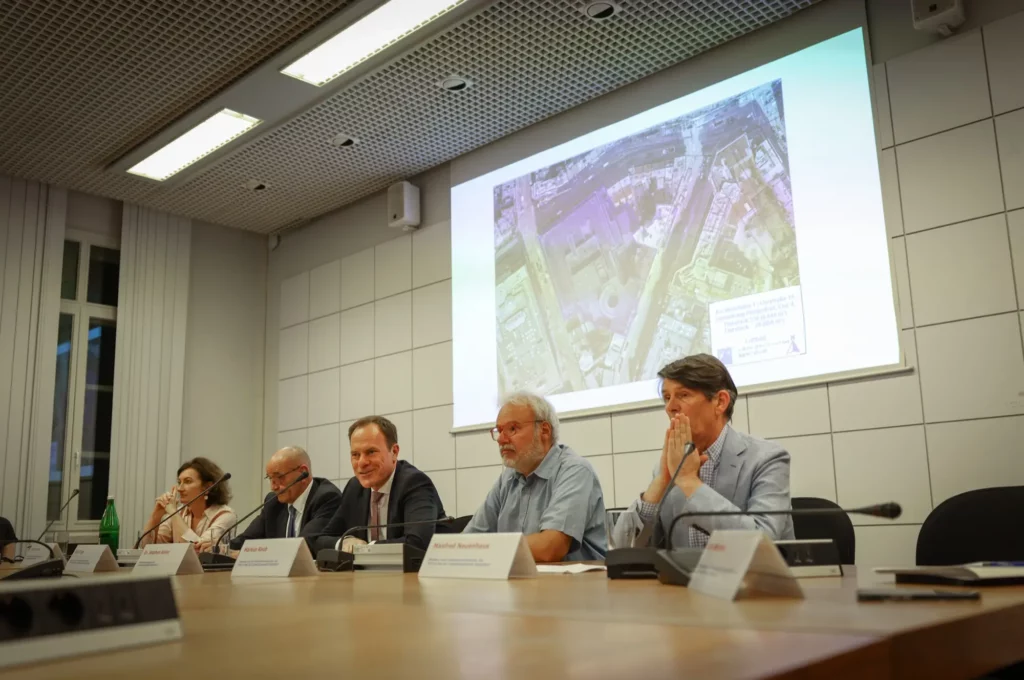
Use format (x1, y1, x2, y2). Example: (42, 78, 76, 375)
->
(0, 0, 818, 234)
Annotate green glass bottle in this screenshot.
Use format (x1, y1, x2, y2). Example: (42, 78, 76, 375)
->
(99, 496, 120, 553)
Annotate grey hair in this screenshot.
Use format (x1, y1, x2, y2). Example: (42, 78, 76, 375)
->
(500, 391, 560, 443)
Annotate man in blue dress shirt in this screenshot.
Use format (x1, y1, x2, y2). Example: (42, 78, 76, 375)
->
(462, 392, 607, 562)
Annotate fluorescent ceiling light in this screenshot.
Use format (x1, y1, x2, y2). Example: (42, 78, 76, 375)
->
(127, 109, 261, 181)
(282, 0, 467, 87)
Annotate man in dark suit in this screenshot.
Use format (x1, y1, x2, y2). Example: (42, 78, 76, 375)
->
(228, 446, 342, 551)
(314, 415, 445, 553)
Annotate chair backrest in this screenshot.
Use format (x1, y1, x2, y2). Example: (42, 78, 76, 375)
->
(791, 497, 855, 565)
(917, 486, 1024, 566)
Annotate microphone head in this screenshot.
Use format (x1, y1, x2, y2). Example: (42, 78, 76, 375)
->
(297, 470, 310, 481)
(877, 502, 902, 519)
(855, 502, 901, 519)
(847, 502, 902, 519)
(221, 472, 232, 481)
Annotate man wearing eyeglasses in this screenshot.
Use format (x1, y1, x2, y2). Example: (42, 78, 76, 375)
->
(227, 446, 342, 551)
(462, 392, 607, 562)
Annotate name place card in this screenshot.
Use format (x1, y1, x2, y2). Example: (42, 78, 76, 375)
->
(65, 544, 119, 573)
(132, 543, 203, 576)
(687, 530, 803, 601)
(418, 533, 537, 580)
(21, 542, 66, 567)
(231, 538, 318, 578)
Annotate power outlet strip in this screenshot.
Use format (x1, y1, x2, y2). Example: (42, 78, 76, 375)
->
(0, 574, 182, 669)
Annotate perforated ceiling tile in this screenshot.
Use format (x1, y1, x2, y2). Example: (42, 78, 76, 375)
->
(0, 0, 357, 204)
(0, 0, 817, 234)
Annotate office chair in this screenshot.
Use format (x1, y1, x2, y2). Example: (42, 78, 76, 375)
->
(791, 496, 856, 564)
(917, 486, 1024, 566)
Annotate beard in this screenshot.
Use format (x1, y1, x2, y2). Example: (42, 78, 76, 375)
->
(501, 430, 548, 474)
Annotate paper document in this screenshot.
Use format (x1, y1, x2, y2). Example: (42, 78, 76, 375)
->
(875, 565, 1024, 581)
(536, 564, 607, 574)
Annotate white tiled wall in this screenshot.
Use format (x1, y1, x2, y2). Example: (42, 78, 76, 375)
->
(275, 15, 1024, 568)
(855, 19, 1024, 565)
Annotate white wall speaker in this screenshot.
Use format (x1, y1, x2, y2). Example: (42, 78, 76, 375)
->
(387, 181, 421, 230)
(911, 0, 965, 36)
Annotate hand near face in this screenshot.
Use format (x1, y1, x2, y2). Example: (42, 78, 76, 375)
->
(656, 425, 672, 484)
(664, 415, 685, 474)
(666, 414, 708, 494)
(154, 487, 178, 513)
(165, 487, 180, 513)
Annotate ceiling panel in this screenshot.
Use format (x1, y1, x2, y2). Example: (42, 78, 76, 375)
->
(0, 0, 817, 233)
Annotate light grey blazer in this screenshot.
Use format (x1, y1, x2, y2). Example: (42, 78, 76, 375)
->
(613, 425, 794, 549)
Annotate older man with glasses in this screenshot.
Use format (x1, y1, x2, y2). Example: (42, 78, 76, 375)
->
(227, 446, 342, 551)
(462, 392, 607, 563)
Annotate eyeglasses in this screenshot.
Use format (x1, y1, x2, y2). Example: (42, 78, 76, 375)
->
(489, 421, 537, 441)
(265, 465, 301, 483)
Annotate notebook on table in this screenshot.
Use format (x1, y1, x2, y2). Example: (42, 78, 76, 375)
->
(874, 563, 1024, 586)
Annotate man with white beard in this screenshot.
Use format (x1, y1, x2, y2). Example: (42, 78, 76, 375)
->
(462, 392, 607, 562)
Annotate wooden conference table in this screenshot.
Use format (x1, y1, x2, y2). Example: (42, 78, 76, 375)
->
(3, 567, 1023, 679)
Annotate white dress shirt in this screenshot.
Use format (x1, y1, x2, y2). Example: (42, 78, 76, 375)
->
(287, 480, 312, 537)
(337, 468, 396, 551)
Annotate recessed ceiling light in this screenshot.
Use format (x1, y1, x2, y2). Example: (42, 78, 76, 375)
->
(330, 133, 359, 148)
(127, 109, 261, 181)
(282, 0, 469, 87)
(438, 75, 472, 92)
(584, 2, 620, 20)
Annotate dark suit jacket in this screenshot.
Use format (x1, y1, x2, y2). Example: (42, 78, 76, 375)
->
(229, 477, 342, 551)
(313, 460, 445, 553)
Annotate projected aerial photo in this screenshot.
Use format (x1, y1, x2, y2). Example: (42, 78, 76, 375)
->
(493, 79, 802, 395)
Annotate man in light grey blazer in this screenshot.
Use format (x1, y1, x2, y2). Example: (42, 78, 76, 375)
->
(613, 354, 794, 549)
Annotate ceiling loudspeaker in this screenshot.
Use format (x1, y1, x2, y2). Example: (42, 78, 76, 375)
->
(911, 0, 965, 36)
(387, 181, 420, 231)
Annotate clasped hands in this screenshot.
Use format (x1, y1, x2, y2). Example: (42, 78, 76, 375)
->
(644, 414, 708, 503)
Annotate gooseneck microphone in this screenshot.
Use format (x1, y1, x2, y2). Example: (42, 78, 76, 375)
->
(652, 501, 902, 587)
(36, 488, 79, 542)
(635, 442, 696, 547)
(314, 516, 455, 572)
(214, 470, 311, 549)
(0, 540, 60, 581)
(664, 502, 903, 550)
(605, 441, 695, 580)
(337, 515, 455, 546)
(133, 472, 232, 549)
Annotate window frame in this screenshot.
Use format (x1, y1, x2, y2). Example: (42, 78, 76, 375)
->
(50, 229, 120, 534)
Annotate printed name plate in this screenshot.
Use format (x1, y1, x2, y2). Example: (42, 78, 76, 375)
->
(231, 538, 318, 578)
(418, 533, 537, 580)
